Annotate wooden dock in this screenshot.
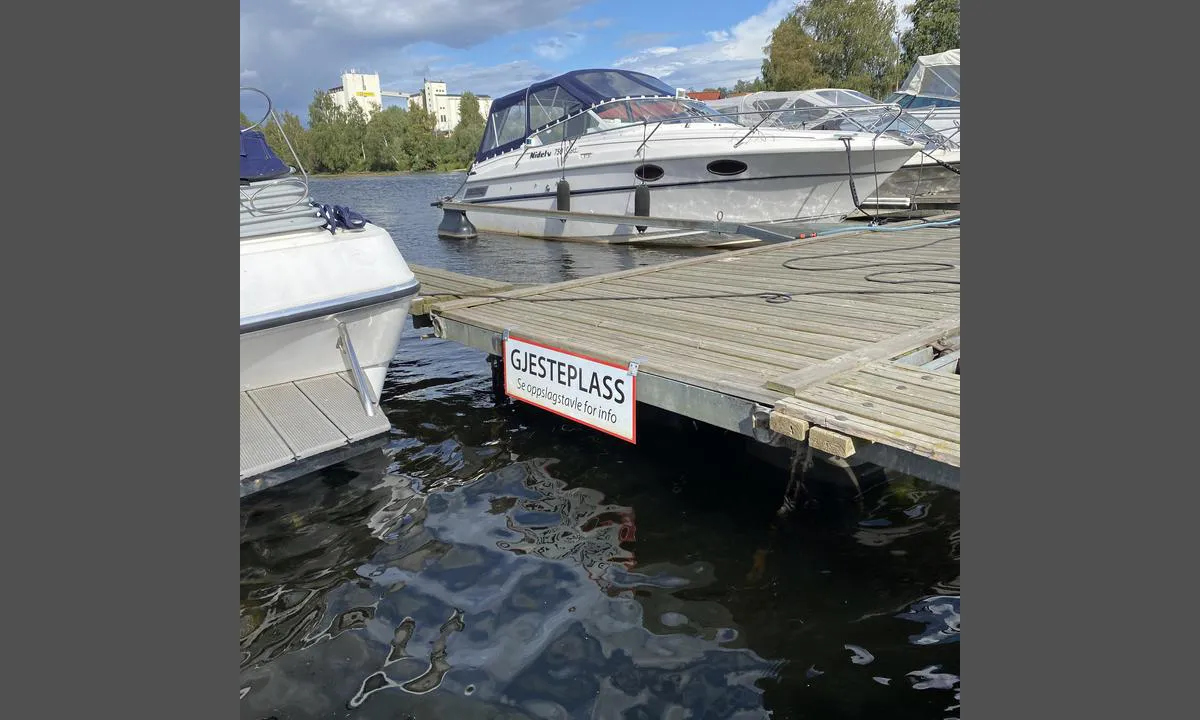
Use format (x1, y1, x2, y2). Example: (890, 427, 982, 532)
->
(426, 217, 961, 488)
(408, 264, 521, 317)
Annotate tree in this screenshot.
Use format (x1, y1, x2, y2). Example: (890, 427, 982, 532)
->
(761, 11, 827, 91)
(901, 0, 959, 66)
(342, 100, 370, 171)
(398, 104, 439, 172)
(263, 110, 310, 171)
(767, 0, 902, 98)
(732, 78, 767, 94)
(437, 92, 486, 170)
(362, 106, 402, 171)
(456, 92, 484, 130)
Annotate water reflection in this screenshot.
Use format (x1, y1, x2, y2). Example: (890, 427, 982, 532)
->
(242, 458, 781, 718)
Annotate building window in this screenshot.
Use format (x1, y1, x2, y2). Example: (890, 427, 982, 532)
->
(441, 115, 446, 122)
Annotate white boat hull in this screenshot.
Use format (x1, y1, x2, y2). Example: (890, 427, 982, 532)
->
(460, 125, 917, 241)
(239, 299, 412, 396)
(239, 222, 419, 397)
(875, 148, 960, 199)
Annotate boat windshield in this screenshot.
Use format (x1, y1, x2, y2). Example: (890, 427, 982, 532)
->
(885, 93, 961, 110)
(528, 97, 730, 145)
(752, 94, 953, 147)
(798, 106, 949, 142)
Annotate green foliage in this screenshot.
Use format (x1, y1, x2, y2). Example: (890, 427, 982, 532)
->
(901, 0, 960, 66)
(761, 12, 827, 91)
(759, 0, 906, 98)
(240, 88, 493, 176)
(439, 92, 486, 171)
(263, 110, 309, 170)
(456, 92, 484, 130)
(733, 78, 767, 94)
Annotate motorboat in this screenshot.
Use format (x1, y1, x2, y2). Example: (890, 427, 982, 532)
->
(885, 49, 960, 146)
(239, 89, 419, 412)
(437, 69, 919, 245)
(707, 87, 960, 202)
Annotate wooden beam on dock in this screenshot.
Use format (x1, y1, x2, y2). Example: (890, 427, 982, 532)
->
(409, 264, 523, 316)
(765, 314, 960, 395)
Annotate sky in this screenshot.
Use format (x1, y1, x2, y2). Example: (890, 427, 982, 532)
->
(240, 0, 913, 121)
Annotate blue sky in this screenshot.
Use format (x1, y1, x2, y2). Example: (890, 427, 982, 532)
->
(241, 0, 911, 121)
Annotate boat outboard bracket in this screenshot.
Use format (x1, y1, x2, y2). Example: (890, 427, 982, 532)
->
(336, 321, 377, 416)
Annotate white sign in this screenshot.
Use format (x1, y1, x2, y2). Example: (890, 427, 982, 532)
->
(503, 335, 637, 443)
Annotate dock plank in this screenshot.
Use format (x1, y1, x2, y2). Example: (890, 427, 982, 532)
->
(773, 394, 960, 466)
(766, 314, 960, 394)
(410, 263, 522, 315)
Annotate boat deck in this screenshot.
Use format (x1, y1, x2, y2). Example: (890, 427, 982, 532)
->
(428, 216, 960, 487)
(239, 371, 391, 496)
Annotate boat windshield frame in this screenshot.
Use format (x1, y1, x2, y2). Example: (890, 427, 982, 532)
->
(524, 97, 730, 147)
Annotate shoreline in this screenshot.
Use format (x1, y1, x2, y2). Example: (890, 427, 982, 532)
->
(308, 169, 467, 180)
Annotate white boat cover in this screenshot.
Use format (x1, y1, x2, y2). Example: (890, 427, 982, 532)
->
(896, 49, 960, 101)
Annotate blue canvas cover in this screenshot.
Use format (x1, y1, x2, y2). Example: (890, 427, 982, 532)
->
(240, 129, 290, 182)
(475, 69, 680, 163)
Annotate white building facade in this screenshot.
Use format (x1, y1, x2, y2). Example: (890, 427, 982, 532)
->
(405, 80, 493, 134)
(326, 70, 384, 116)
(327, 74, 491, 133)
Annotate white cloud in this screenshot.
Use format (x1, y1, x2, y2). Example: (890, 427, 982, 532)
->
(428, 60, 554, 99)
(613, 0, 795, 90)
(533, 32, 586, 61)
(239, 0, 592, 116)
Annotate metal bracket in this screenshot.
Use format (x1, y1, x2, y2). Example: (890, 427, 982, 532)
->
(336, 321, 376, 417)
(492, 328, 512, 355)
(628, 356, 646, 376)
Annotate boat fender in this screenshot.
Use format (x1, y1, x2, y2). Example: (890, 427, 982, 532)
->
(634, 184, 650, 233)
(556, 179, 571, 212)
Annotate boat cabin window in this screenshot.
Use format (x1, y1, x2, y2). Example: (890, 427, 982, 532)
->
(572, 70, 676, 100)
(528, 85, 585, 143)
(592, 98, 723, 127)
(482, 100, 528, 152)
(528, 97, 724, 145)
(750, 98, 789, 113)
(885, 94, 960, 110)
(814, 89, 874, 106)
(528, 85, 583, 130)
(909, 96, 960, 109)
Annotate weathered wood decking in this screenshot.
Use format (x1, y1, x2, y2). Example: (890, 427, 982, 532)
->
(409, 264, 521, 316)
(425, 217, 961, 485)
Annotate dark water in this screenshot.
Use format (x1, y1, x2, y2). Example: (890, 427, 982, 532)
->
(240, 173, 960, 719)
